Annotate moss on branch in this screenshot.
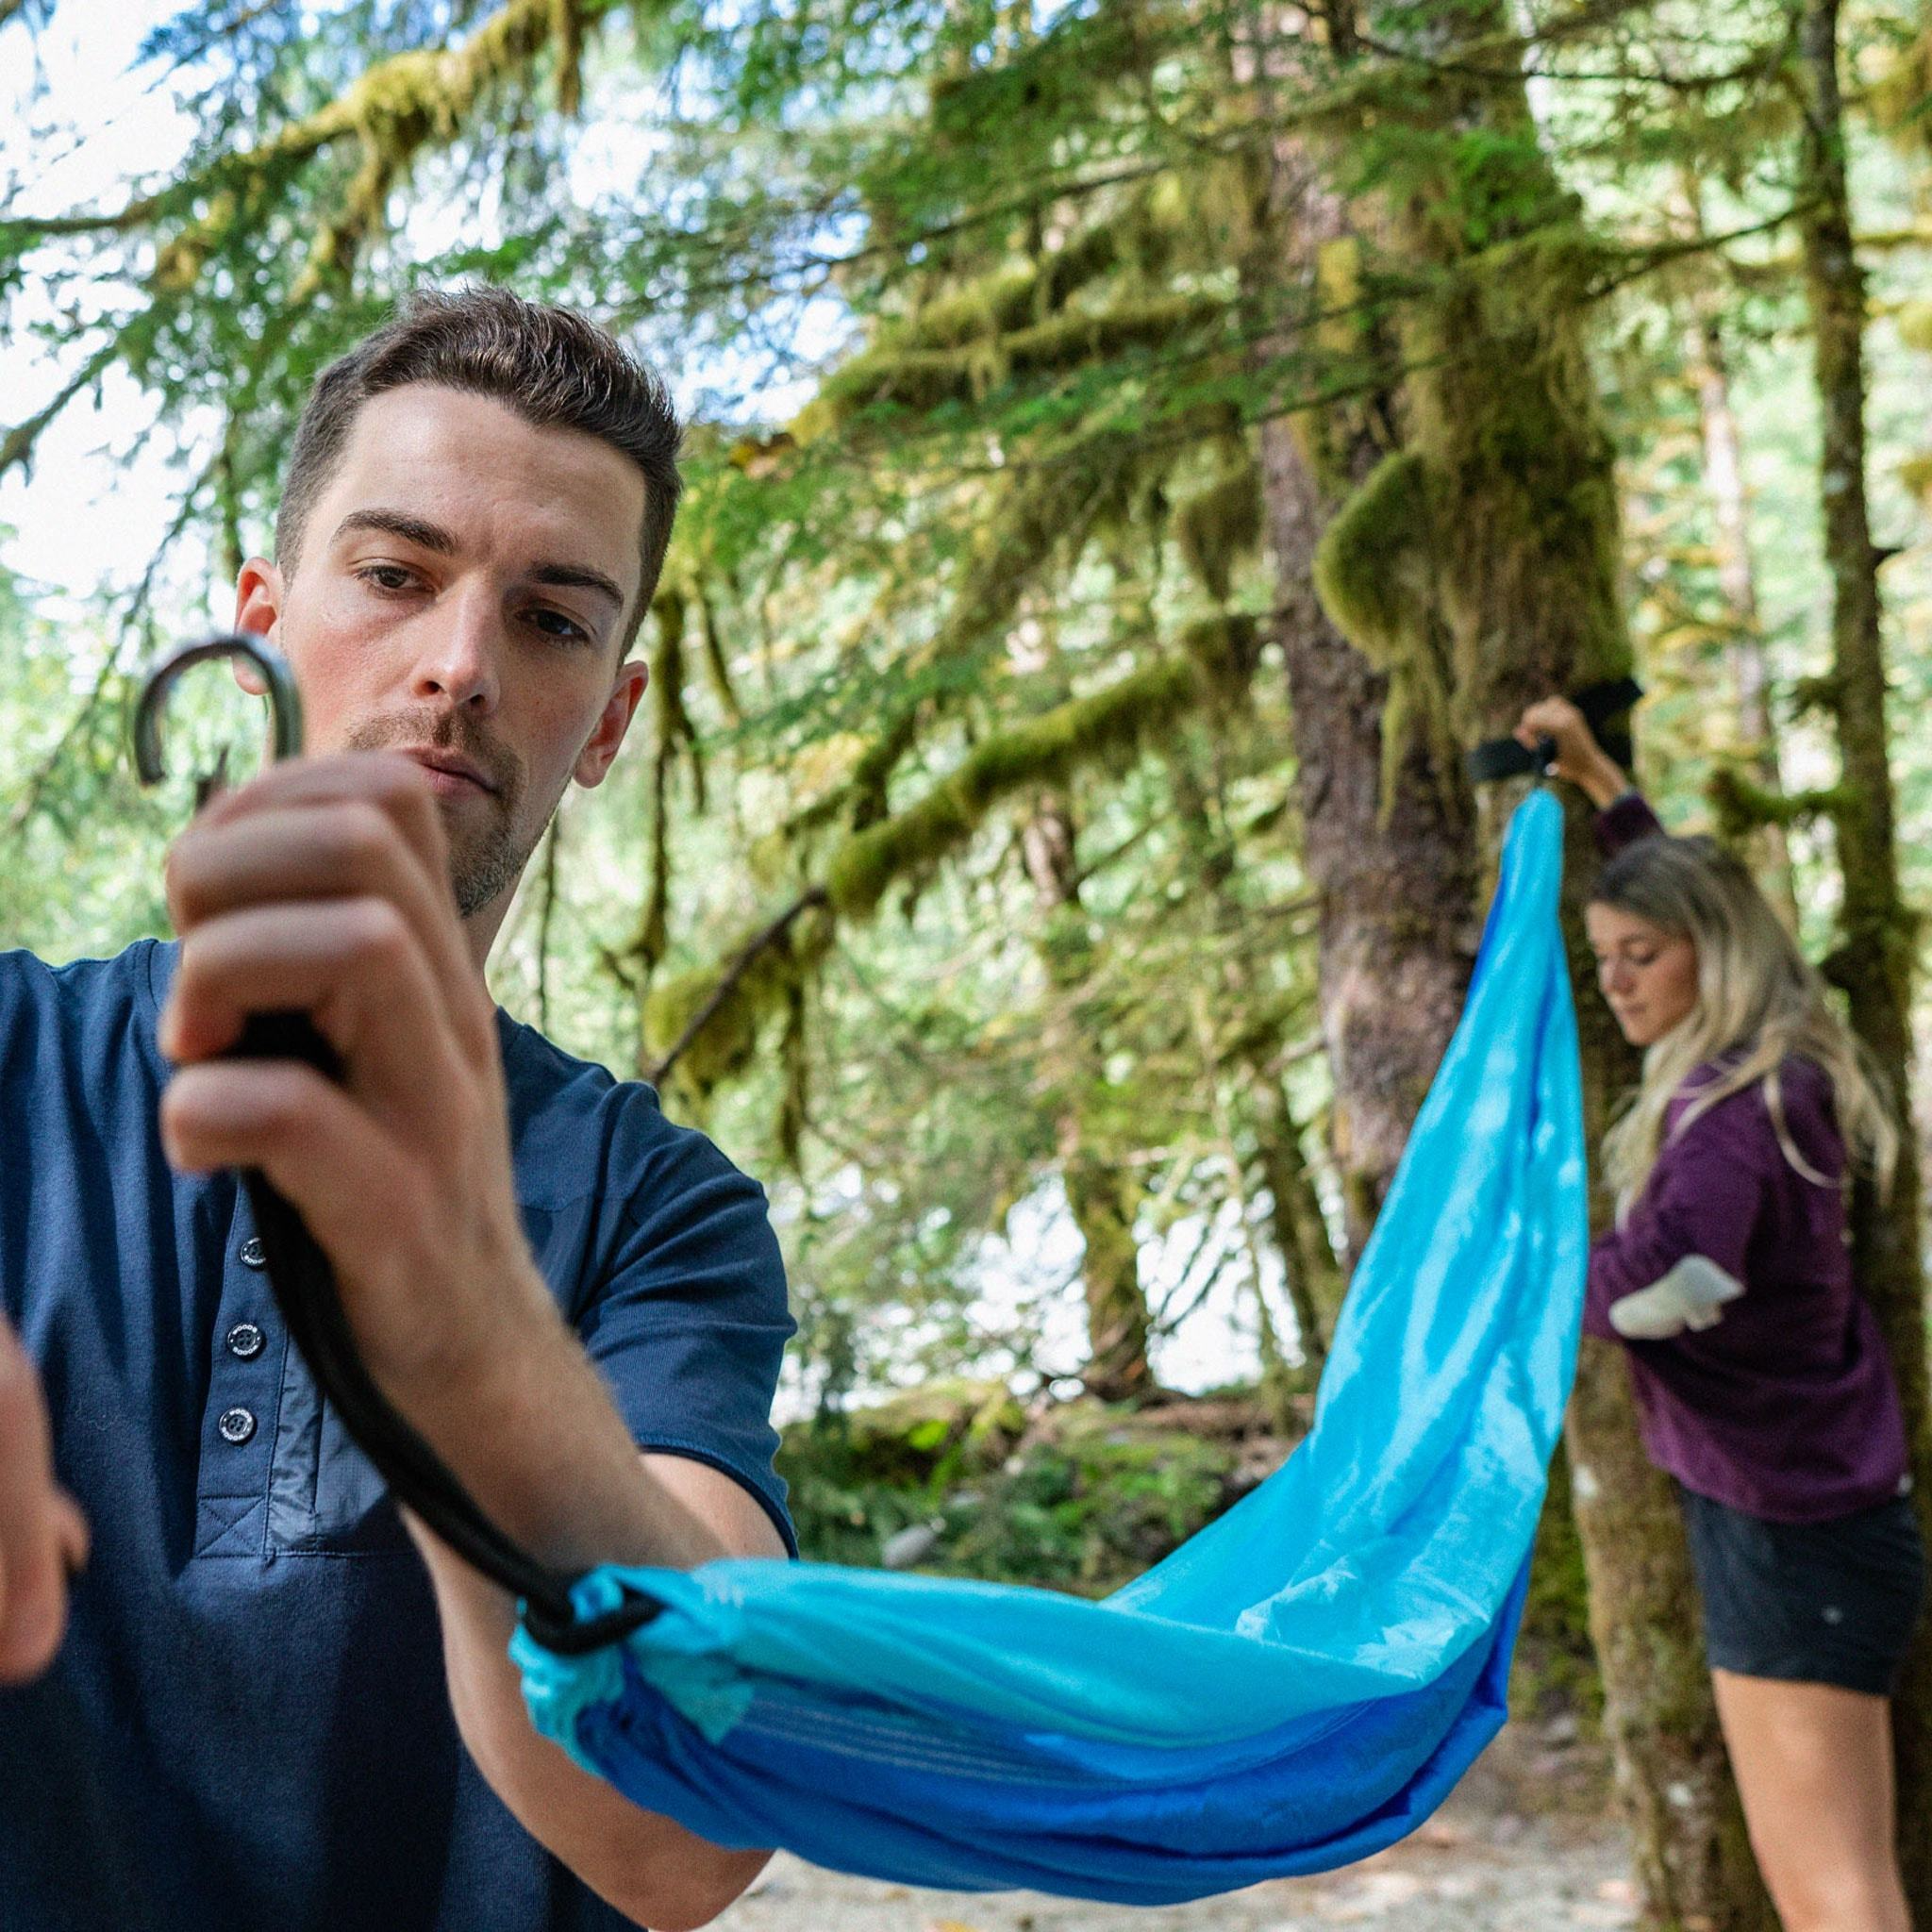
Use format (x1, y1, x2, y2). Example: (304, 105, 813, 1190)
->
(896, 214, 1141, 353)
(135, 0, 598, 297)
(1707, 766, 1843, 841)
(650, 649, 1224, 1095)
(824, 655, 1206, 918)
(799, 294, 1224, 428)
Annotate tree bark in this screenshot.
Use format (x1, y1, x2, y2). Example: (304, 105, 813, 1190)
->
(1252, 129, 1479, 1272)
(1795, 5, 1932, 1908)
(1022, 795, 1155, 1401)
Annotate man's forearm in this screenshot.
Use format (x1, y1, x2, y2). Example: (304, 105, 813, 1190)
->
(395, 1277, 725, 1571)
(396, 1289, 774, 1929)
(418, 1541, 768, 1932)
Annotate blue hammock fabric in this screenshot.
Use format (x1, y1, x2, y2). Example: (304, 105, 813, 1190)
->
(511, 791, 1589, 1905)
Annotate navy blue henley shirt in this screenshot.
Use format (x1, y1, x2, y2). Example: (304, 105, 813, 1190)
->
(0, 940, 794, 1930)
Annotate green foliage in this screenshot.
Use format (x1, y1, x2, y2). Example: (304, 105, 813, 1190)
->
(941, 1419, 1232, 1593)
(781, 1386, 1254, 1595)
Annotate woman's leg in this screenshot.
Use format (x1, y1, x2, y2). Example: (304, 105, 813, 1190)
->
(1710, 1668, 1908, 1932)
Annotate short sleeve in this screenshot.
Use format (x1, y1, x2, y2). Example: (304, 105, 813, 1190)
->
(575, 1129, 798, 1556)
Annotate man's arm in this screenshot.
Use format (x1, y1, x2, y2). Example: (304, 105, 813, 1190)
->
(156, 753, 782, 1929)
(414, 1438, 785, 1932)
(0, 1316, 87, 1686)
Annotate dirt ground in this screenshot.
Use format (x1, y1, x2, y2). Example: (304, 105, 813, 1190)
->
(720, 1719, 1631, 1932)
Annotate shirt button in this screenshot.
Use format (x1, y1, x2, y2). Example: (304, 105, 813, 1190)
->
(240, 1237, 267, 1271)
(225, 1323, 266, 1361)
(216, 1407, 257, 1446)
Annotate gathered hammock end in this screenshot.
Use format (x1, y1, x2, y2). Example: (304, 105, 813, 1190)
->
(509, 789, 1589, 1906)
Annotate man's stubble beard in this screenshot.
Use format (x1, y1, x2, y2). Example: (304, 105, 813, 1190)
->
(447, 804, 541, 919)
(341, 712, 539, 918)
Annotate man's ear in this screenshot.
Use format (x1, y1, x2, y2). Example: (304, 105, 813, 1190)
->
(232, 558, 285, 696)
(574, 659, 650, 790)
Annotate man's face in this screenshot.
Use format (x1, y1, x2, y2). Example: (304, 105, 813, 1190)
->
(236, 384, 650, 924)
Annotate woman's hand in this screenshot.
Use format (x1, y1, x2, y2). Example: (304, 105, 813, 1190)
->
(0, 1317, 87, 1684)
(1514, 696, 1631, 808)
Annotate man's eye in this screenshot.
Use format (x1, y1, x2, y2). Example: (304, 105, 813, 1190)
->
(527, 607, 590, 643)
(357, 564, 415, 591)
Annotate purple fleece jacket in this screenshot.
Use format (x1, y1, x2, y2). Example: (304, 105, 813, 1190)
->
(1584, 793, 1909, 1522)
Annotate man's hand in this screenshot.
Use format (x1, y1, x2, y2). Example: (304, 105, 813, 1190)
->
(0, 1317, 88, 1685)
(156, 754, 561, 1437)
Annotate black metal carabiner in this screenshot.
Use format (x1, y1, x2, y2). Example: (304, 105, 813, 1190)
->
(132, 631, 306, 805)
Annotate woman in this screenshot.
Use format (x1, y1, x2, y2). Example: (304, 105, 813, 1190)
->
(1518, 695, 1924, 1932)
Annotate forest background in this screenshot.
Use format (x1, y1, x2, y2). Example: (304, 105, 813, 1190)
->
(7, 0, 1932, 1922)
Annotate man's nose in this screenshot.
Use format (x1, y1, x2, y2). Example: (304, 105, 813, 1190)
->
(410, 584, 502, 713)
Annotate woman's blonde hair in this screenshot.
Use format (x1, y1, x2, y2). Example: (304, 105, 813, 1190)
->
(1592, 832, 1897, 1211)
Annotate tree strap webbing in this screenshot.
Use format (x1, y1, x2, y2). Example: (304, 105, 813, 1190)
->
(1463, 676, 1642, 784)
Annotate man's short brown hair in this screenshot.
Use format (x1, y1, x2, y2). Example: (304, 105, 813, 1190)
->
(275, 286, 682, 644)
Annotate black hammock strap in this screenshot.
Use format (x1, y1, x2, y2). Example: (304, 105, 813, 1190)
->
(1463, 675, 1642, 785)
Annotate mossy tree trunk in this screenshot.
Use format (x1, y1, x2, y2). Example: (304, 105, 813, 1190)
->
(1251, 127, 1480, 1274)
(1284, 5, 1774, 1921)
(1021, 794, 1154, 1402)
(1795, 3, 1932, 1907)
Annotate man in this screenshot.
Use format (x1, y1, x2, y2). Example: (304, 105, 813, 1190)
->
(0, 287, 793, 1929)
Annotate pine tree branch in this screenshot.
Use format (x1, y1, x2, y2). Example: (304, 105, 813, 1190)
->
(8, 0, 606, 244)
(0, 337, 122, 481)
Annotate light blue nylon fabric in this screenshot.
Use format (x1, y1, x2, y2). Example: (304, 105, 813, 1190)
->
(512, 791, 1588, 1904)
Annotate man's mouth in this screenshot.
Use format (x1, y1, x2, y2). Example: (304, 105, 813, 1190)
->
(399, 748, 499, 796)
